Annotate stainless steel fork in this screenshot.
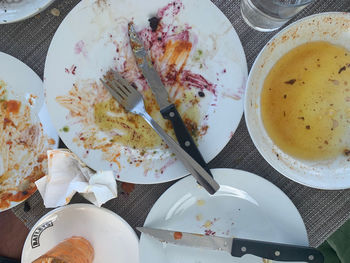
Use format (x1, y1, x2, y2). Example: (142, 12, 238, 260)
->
(101, 70, 219, 194)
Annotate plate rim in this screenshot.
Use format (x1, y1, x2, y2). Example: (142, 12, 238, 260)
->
(21, 203, 139, 262)
(244, 11, 350, 190)
(0, 0, 56, 24)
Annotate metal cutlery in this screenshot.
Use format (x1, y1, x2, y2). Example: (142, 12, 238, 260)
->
(138, 227, 324, 263)
(128, 22, 213, 177)
(100, 70, 220, 194)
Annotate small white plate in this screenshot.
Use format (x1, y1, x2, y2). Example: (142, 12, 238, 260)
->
(44, 0, 247, 184)
(22, 203, 139, 263)
(139, 168, 308, 263)
(0, 0, 55, 24)
(245, 12, 350, 189)
(0, 51, 58, 212)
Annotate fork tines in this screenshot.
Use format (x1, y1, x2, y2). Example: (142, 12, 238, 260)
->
(100, 69, 144, 113)
(102, 70, 128, 97)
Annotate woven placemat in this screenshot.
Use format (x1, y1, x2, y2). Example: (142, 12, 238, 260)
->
(1, 0, 350, 247)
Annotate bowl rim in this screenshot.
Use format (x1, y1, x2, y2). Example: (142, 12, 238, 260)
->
(244, 11, 350, 190)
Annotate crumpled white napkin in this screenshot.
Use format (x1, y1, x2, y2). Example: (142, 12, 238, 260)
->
(36, 149, 117, 208)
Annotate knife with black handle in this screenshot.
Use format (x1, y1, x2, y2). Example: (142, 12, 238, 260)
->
(160, 104, 211, 174)
(231, 238, 324, 262)
(128, 22, 213, 178)
(138, 227, 325, 263)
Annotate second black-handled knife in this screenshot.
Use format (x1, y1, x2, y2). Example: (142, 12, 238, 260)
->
(128, 22, 213, 177)
(138, 227, 324, 263)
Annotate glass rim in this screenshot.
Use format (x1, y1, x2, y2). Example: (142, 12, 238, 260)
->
(272, 0, 315, 7)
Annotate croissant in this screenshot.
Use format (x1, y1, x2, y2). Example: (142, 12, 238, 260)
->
(32, 236, 94, 263)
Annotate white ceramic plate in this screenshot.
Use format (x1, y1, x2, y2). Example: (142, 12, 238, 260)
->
(0, 52, 58, 212)
(44, 0, 247, 184)
(245, 12, 350, 190)
(22, 203, 139, 263)
(139, 168, 308, 263)
(0, 0, 55, 24)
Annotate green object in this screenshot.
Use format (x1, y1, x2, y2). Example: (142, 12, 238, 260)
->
(318, 242, 341, 263)
(318, 220, 350, 263)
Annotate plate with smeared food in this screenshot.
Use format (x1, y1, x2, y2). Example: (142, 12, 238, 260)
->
(0, 52, 58, 212)
(44, 0, 247, 184)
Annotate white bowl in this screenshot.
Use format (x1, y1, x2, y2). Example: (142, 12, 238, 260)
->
(21, 204, 139, 263)
(245, 12, 350, 190)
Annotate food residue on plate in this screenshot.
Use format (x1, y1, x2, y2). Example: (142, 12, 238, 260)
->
(195, 214, 203, 221)
(0, 80, 7, 99)
(262, 259, 272, 263)
(204, 229, 216, 236)
(74, 40, 87, 57)
(203, 220, 213, 228)
(27, 94, 38, 106)
(201, 217, 220, 231)
(64, 64, 77, 75)
(173, 231, 183, 240)
(59, 126, 69, 132)
(56, 0, 217, 175)
(93, 87, 164, 149)
(0, 81, 53, 210)
(261, 41, 350, 161)
(196, 199, 205, 206)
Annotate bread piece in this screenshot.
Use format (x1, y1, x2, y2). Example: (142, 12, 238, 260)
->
(32, 236, 94, 263)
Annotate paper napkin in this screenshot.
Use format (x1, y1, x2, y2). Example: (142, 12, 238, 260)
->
(36, 149, 117, 208)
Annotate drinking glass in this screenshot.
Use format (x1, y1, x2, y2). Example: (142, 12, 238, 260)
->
(241, 0, 314, 32)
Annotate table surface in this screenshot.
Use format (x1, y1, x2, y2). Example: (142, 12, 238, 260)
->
(1, 0, 350, 248)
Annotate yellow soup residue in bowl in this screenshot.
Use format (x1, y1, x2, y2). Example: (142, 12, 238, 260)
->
(261, 41, 350, 160)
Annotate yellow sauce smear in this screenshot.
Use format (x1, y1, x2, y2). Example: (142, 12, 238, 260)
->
(94, 88, 200, 150)
(94, 89, 163, 149)
(57, 38, 202, 153)
(261, 41, 350, 160)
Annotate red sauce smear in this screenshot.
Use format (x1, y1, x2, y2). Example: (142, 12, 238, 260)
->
(121, 182, 135, 194)
(0, 186, 36, 209)
(131, 1, 217, 97)
(0, 164, 45, 209)
(181, 70, 216, 96)
(3, 117, 15, 129)
(64, 65, 77, 75)
(6, 100, 21, 114)
(174, 231, 183, 240)
(204, 229, 216, 236)
(74, 40, 86, 55)
(71, 65, 77, 75)
(158, 0, 183, 18)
